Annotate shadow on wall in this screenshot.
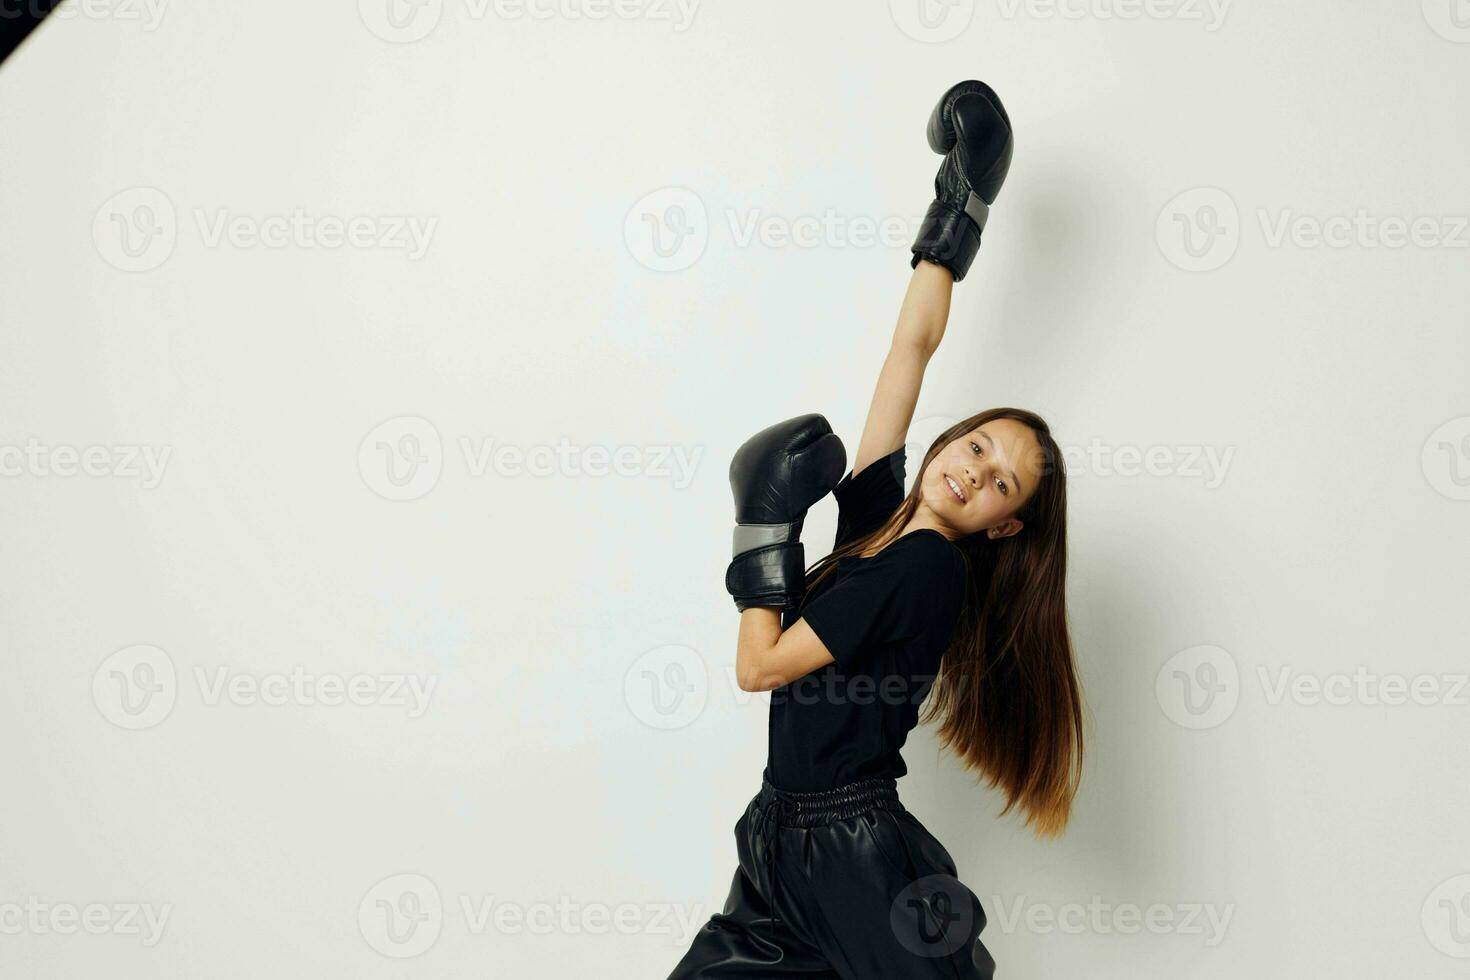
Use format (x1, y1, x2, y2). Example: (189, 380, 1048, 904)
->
(982, 155, 1148, 381)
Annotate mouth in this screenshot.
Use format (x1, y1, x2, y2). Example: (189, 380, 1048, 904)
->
(943, 474, 966, 504)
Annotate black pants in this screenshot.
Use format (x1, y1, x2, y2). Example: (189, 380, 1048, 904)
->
(667, 775, 997, 979)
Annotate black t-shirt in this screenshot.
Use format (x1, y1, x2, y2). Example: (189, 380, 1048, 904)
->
(765, 446, 968, 792)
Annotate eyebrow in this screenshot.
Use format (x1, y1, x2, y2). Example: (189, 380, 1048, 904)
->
(975, 430, 1023, 498)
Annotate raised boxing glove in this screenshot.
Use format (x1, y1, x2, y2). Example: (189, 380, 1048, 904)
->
(724, 414, 847, 612)
(911, 80, 1014, 282)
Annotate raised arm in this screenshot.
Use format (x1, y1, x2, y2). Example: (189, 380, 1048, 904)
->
(852, 79, 1014, 478)
(849, 260, 955, 479)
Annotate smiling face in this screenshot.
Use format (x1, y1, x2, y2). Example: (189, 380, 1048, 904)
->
(918, 418, 1047, 540)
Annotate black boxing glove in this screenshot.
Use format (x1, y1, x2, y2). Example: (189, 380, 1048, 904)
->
(911, 80, 1014, 282)
(724, 414, 847, 612)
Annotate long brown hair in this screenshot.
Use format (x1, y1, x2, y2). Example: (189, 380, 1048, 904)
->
(804, 408, 1084, 837)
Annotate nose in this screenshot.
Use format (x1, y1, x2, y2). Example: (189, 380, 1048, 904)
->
(961, 462, 981, 487)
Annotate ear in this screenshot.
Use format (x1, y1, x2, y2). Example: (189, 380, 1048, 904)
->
(986, 518, 1023, 540)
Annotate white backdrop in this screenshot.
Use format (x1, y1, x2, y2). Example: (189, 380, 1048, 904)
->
(1, 0, 1467, 976)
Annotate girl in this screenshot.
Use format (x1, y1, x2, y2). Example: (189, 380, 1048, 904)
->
(668, 80, 1085, 979)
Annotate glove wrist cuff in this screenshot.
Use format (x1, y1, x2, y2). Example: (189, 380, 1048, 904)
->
(731, 520, 802, 558)
(725, 542, 806, 612)
(910, 196, 985, 281)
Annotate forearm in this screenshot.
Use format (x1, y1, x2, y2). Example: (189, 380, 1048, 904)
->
(735, 607, 784, 692)
(892, 259, 955, 354)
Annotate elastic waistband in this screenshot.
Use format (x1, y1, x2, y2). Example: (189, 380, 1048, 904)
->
(756, 775, 904, 827)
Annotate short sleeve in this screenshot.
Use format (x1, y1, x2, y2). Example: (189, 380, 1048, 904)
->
(799, 533, 965, 669)
(831, 447, 906, 549)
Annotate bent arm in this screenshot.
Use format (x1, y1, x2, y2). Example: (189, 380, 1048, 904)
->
(850, 260, 956, 478)
(735, 610, 834, 692)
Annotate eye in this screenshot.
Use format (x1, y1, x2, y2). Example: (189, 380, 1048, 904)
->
(995, 478, 1009, 496)
(969, 441, 983, 456)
